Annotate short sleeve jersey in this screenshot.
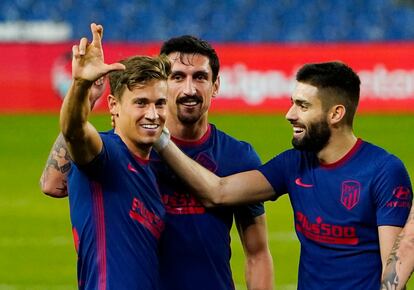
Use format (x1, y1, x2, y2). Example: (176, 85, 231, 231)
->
(258, 139, 412, 290)
(151, 124, 265, 290)
(67, 131, 165, 290)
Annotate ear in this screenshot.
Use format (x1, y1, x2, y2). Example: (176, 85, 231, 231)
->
(328, 104, 346, 126)
(108, 94, 119, 116)
(212, 75, 220, 98)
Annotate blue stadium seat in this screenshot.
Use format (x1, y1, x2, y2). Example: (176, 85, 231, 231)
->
(1, 0, 414, 42)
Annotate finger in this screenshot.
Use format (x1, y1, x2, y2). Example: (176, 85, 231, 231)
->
(90, 23, 103, 48)
(94, 77, 105, 86)
(72, 45, 80, 58)
(79, 37, 88, 55)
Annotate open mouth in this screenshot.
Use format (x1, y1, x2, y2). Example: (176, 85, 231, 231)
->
(293, 125, 305, 138)
(177, 96, 202, 107)
(141, 124, 159, 130)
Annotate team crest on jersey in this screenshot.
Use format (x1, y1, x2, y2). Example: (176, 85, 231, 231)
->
(341, 180, 360, 210)
(195, 153, 217, 172)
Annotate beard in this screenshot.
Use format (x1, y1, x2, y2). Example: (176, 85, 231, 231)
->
(177, 109, 202, 124)
(176, 95, 204, 125)
(292, 118, 331, 152)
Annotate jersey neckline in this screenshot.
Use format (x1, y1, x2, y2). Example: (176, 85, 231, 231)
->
(171, 124, 212, 147)
(133, 154, 150, 165)
(320, 138, 363, 169)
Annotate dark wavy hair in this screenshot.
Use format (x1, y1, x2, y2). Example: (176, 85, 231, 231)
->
(160, 35, 219, 82)
(296, 61, 361, 126)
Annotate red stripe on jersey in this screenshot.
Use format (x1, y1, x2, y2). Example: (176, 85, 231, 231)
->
(91, 181, 107, 290)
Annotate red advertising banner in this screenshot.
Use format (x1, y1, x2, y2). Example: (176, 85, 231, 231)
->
(1, 42, 414, 113)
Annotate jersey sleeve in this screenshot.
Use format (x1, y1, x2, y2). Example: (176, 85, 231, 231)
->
(74, 133, 114, 180)
(257, 151, 292, 200)
(234, 142, 265, 219)
(374, 154, 412, 226)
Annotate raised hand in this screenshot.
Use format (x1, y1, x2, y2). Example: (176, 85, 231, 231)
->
(89, 76, 106, 109)
(71, 23, 125, 83)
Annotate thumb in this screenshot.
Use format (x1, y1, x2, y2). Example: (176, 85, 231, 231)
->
(104, 63, 126, 74)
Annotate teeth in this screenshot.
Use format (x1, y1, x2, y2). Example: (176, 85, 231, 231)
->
(142, 124, 158, 129)
(293, 127, 304, 133)
(182, 101, 197, 106)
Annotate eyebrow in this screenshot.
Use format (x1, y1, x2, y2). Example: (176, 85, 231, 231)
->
(291, 98, 311, 106)
(193, 71, 209, 77)
(131, 96, 148, 102)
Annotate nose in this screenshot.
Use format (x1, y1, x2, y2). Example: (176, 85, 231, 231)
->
(183, 77, 196, 96)
(285, 104, 297, 122)
(145, 104, 158, 121)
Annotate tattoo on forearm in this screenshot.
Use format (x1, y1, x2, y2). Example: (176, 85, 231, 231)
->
(55, 179, 68, 194)
(46, 134, 72, 173)
(60, 162, 71, 174)
(381, 234, 404, 290)
(41, 134, 71, 195)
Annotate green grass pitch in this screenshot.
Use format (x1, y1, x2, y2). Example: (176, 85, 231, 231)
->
(1, 113, 414, 289)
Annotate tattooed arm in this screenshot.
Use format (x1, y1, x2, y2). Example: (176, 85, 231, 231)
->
(40, 77, 107, 198)
(40, 133, 71, 197)
(381, 210, 414, 290)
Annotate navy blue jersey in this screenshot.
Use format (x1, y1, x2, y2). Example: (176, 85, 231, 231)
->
(151, 124, 265, 290)
(258, 139, 412, 290)
(68, 131, 165, 290)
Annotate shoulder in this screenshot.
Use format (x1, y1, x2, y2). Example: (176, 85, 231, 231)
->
(212, 124, 256, 153)
(360, 141, 405, 169)
(99, 130, 123, 150)
(265, 148, 305, 165)
(99, 129, 117, 142)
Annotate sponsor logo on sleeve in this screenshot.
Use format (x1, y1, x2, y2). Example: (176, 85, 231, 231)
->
(386, 186, 412, 208)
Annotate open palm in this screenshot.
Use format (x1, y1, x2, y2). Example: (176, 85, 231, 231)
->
(71, 23, 124, 82)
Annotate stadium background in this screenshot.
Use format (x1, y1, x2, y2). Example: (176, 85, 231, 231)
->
(1, 0, 414, 289)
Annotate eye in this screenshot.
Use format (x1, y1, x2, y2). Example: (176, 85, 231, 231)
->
(155, 99, 167, 108)
(170, 73, 184, 81)
(194, 73, 208, 81)
(134, 99, 146, 107)
(299, 103, 309, 111)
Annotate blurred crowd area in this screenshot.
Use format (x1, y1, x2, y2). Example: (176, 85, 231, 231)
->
(1, 0, 414, 42)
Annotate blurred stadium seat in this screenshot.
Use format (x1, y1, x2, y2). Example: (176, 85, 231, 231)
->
(0, 0, 414, 42)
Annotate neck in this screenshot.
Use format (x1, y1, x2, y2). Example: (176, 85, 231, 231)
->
(114, 129, 151, 159)
(166, 116, 209, 141)
(317, 129, 357, 165)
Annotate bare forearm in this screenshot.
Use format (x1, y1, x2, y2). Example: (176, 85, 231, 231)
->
(158, 141, 223, 206)
(381, 232, 410, 290)
(60, 79, 92, 141)
(381, 217, 414, 289)
(59, 79, 103, 164)
(239, 215, 274, 290)
(40, 133, 71, 197)
(246, 251, 274, 290)
(158, 141, 275, 205)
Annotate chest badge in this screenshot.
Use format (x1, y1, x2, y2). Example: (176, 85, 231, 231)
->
(341, 180, 360, 210)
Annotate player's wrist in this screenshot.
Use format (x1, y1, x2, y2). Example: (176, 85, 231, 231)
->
(154, 127, 170, 152)
(73, 78, 94, 90)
